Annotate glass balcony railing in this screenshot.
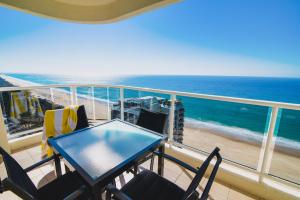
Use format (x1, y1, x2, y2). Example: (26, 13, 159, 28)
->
(0, 83, 299, 190)
(122, 89, 171, 127)
(176, 95, 270, 170)
(269, 108, 300, 184)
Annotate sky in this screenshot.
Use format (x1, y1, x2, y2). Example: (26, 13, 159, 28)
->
(0, 0, 299, 77)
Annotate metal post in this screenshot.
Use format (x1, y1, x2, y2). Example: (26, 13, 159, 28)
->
(258, 106, 279, 181)
(50, 88, 55, 102)
(107, 87, 111, 120)
(0, 105, 10, 153)
(120, 88, 124, 121)
(168, 94, 176, 143)
(91, 87, 96, 120)
(71, 86, 77, 105)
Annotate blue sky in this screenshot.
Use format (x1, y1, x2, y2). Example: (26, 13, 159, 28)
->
(0, 0, 299, 77)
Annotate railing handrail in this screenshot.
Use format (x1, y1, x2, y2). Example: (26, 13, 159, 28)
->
(1, 83, 300, 110)
(1, 81, 299, 188)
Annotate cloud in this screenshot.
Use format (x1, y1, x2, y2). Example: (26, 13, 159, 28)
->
(0, 23, 298, 77)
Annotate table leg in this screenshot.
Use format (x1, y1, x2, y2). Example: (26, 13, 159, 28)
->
(157, 145, 165, 176)
(105, 180, 116, 200)
(54, 153, 62, 177)
(92, 185, 103, 200)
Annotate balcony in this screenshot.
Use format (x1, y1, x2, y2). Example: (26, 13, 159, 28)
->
(0, 144, 256, 200)
(0, 82, 300, 200)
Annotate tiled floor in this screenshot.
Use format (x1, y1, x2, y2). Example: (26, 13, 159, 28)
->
(0, 145, 259, 200)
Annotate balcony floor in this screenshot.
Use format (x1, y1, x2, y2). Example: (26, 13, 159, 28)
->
(0, 145, 260, 200)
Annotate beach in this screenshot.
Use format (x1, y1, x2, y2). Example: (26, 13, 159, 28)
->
(0, 74, 110, 120)
(1, 74, 300, 185)
(183, 125, 300, 184)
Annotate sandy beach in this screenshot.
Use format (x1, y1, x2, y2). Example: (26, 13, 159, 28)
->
(183, 124, 300, 185)
(1, 74, 299, 185)
(0, 74, 110, 120)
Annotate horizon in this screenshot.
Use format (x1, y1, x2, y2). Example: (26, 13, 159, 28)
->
(0, 0, 300, 77)
(3, 72, 300, 79)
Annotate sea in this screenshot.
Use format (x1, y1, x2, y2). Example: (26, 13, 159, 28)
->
(3, 73, 300, 150)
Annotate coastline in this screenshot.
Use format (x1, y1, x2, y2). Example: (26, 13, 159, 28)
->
(183, 125, 300, 184)
(185, 118, 300, 157)
(0, 74, 109, 119)
(1, 74, 300, 184)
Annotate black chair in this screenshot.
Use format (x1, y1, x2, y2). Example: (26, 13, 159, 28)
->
(0, 147, 91, 200)
(136, 109, 167, 134)
(106, 147, 222, 200)
(75, 105, 89, 130)
(127, 109, 168, 174)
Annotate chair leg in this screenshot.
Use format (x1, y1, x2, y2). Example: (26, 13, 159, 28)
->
(105, 189, 111, 200)
(54, 154, 62, 177)
(133, 165, 138, 176)
(150, 154, 155, 171)
(105, 180, 116, 200)
(0, 178, 4, 193)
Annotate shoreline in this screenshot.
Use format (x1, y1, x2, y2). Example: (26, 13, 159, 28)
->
(2, 74, 300, 151)
(185, 118, 300, 157)
(2, 74, 300, 156)
(1, 74, 300, 184)
(0, 74, 110, 119)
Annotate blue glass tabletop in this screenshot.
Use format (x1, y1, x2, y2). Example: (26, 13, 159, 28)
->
(49, 120, 165, 185)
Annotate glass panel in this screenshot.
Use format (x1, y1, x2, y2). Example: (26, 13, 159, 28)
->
(76, 87, 94, 120)
(177, 95, 269, 169)
(0, 88, 70, 139)
(108, 88, 121, 120)
(51, 87, 72, 107)
(93, 87, 119, 121)
(269, 108, 300, 184)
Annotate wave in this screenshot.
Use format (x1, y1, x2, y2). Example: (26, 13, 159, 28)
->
(185, 118, 300, 153)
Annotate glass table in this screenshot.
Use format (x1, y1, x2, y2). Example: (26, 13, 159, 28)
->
(48, 119, 167, 200)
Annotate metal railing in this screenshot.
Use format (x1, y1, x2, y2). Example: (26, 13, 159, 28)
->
(0, 83, 299, 187)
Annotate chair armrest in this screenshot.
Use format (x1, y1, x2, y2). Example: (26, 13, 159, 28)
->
(153, 151, 198, 174)
(199, 149, 222, 200)
(2, 178, 35, 199)
(24, 155, 55, 172)
(63, 185, 87, 200)
(106, 184, 133, 200)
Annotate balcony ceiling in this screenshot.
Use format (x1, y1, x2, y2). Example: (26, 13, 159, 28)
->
(0, 0, 179, 23)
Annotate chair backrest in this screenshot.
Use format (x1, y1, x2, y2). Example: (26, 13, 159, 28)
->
(136, 109, 167, 134)
(0, 147, 37, 199)
(183, 147, 222, 200)
(75, 105, 89, 130)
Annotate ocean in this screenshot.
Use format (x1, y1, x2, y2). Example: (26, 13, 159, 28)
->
(4, 73, 300, 148)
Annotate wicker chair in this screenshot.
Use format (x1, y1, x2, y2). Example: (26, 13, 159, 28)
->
(106, 147, 222, 200)
(0, 147, 91, 200)
(136, 109, 167, 134)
